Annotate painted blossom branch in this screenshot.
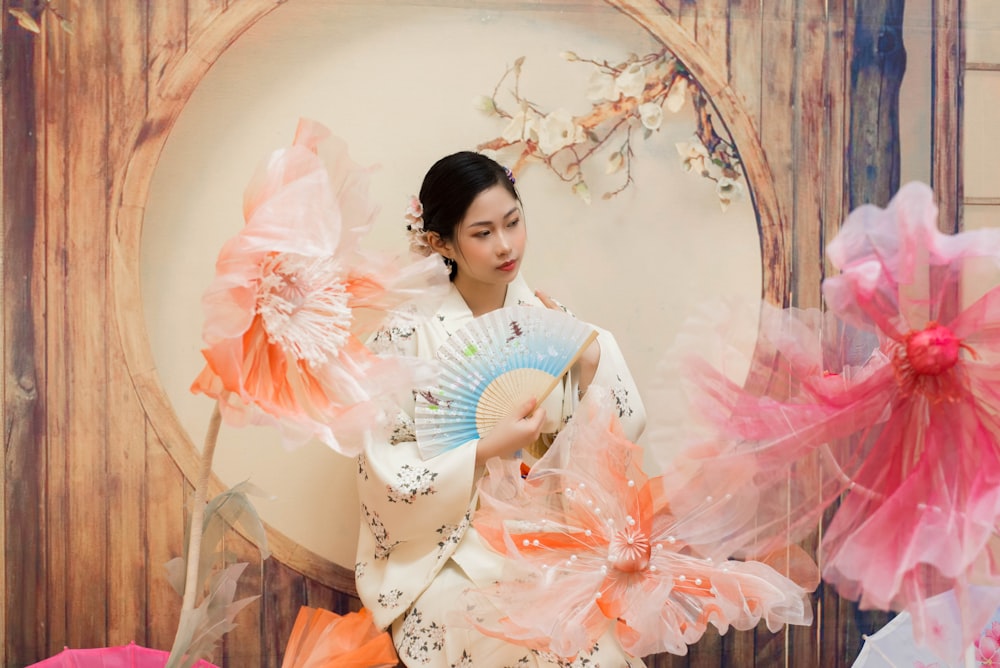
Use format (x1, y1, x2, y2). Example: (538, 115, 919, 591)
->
(475, 47, 744, 209)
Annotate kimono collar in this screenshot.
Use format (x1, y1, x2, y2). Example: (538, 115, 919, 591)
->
(435, 275, 541, 336)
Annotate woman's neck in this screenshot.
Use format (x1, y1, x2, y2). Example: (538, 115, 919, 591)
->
(453, 275, 508, 317)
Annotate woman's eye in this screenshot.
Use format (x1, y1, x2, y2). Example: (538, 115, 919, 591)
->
(507, 218, 520, 227)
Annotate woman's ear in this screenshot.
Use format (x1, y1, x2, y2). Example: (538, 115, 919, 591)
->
(427, 232, 452, 259)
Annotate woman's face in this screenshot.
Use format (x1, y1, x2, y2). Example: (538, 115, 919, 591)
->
(445, 184, 526, 288)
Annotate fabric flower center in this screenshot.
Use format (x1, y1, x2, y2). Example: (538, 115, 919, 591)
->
(608, 524, 650, 573)
(257, 252, 351, 366)
(904, 322, 960, 375)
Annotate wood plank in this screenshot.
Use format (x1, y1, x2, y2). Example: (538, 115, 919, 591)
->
(677, 0, 697, 35)
(261, 559, 307, 668)
(187, 0, 227, 47)
(695, 0, 729, 81)
(147, 0, 187, 106)
(790, 0, 829, 311)
(42, 3, 72, 655)
(822, 0, 851, 281)
(63, 0, 112, 649)
(759, 0, 796, 310)
(756, 5, 797, 664)
(3, 6, 47, 664)
(221, 531, 264, 667)
(304, 577, 354, 616)
(105, 3, 150, 649)
(146, 429, 187, 653)
(847, 0, 906, 209)
(931, 0, 964, 233)
(686, 626, 722, 668)
(727, 0, 763, 130)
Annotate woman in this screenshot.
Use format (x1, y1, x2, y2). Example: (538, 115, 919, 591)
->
(355, 151, 646, 667)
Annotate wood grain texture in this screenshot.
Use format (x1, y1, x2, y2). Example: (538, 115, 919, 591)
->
(41, 1, 72, 655)
(63, 0, 112, 649)
(3, 2, 46, 664)
(1, 0, 966, 664)
(848, 0, 906, 209)
(931, 0, 963, 234)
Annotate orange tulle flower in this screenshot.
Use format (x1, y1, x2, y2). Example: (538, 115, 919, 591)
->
(191, 118, 448, 455)
(465, 389, 812, 659)
(281, 606, 398, 668)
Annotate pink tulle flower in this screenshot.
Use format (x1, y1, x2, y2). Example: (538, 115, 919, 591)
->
(656, 182, 1000, 662)
(464, 389, 813, 659)
(191, 119, 448, 455)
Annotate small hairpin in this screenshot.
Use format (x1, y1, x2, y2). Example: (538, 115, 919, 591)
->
(504, 166, 516, 185)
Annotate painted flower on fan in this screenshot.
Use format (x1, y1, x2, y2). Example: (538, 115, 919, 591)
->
(191, 118, 448, 455)
(466, 391, 811, 659)
(975, 622, 1000, 664)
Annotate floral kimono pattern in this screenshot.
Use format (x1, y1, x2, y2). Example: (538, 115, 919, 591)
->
(355, 275, 647, 667)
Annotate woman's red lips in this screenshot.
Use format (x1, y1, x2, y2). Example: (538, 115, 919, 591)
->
(499, 260, 517, 271)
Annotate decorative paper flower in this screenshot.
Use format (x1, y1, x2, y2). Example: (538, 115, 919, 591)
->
(281, 606, 398, 668)
(464, 389, 813, 659)
(191, 118, 449, 455)
(976, 622, 1000, 664)
(659, 182, 1000, 663)
(403, 195, 433, 258)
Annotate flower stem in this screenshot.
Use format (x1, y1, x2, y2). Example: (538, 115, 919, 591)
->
(181, 402, 222, 614)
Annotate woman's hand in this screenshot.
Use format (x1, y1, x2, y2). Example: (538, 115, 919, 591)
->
(535, 289, 601, 396)
(476, 397, 546, 465)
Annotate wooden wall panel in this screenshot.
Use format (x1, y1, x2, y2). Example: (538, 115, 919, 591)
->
(40, 0, 71, 656)
(105, 1, 152, 650)
(2, 2, 46, 664)
(145, 430, 188, 655)
(0, 0, 966, 666)
(63, 0, 112, 649)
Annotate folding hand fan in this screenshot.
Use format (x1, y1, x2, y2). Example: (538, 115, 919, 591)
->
(415, 305, 598, 460)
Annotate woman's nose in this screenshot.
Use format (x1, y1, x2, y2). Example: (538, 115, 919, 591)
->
(496, 232, 512, 253)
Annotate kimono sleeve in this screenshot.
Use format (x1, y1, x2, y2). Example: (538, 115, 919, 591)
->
(588, 326, 647, 442)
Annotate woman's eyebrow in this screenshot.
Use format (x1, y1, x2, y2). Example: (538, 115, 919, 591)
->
(469, 207, 520, 227)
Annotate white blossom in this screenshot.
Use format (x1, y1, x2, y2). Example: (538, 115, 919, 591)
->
(614, 62, 647, 100)
(586, 69, 616, 102)
(638, 102, 663, 131)
(665, 79, 687, 113)
(676, 140, 709, 173)
(536, 109, 585, 156)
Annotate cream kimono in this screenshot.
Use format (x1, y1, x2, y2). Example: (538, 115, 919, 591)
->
(356, 276, 647, 667)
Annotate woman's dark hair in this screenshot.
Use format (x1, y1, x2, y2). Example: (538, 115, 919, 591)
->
(419, 151, 520, 278)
